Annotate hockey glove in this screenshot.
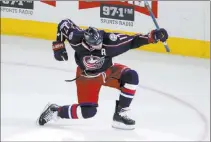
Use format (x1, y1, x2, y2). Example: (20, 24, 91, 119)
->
(148, 28, 168, 43)
(52, 41, 68, 61)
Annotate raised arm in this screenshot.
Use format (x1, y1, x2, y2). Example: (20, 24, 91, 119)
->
(52, 19, 85, 61)
(104, 28, 168, 57)
(56, 19, 85, 47)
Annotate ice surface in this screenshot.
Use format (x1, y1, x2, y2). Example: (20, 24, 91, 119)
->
(1, 35, 210, 141)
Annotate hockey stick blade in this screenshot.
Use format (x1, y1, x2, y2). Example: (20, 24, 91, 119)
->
(65, 76, 81, 82)
(65, 79, 75, 82)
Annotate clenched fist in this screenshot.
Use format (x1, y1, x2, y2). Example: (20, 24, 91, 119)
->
(52, 41, 68, 61)
(148, 28, 168, 43)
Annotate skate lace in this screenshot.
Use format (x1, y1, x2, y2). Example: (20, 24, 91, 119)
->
(44, 109, 54, 122)
(44, 108, 59, 122)
(119, 107, 132, 120)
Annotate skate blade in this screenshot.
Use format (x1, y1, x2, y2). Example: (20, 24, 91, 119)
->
(112, 121, 135, 130)
(36, 103, 52, 126)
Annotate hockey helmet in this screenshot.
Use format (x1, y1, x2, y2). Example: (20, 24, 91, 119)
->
(84, 27, 103, 50)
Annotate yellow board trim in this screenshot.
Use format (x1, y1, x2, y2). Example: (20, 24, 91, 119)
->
(1, 18, 210, 59)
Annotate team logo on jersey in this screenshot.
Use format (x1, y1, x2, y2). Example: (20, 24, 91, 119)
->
(109, 34, 118, 41)
(83, 55, 105, 70)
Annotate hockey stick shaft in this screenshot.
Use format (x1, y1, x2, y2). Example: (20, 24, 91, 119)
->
(144, 0, 170, 52)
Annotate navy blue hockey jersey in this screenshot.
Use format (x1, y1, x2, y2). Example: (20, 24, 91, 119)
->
(56, 19, 150, 75)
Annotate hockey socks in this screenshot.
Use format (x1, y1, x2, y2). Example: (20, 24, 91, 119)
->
(58, 104, 82, 119)
(119, 83, 137, 107)
(119, 69, 139, 108)
(58, 104, 97, 119)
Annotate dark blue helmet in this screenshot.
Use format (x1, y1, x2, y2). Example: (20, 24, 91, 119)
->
(84, 27, 103, 49)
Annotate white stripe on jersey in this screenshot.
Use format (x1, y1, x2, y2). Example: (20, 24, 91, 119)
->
(139, 35, 148, 39)
(119, 36, 128, 40)
(69, 42, 82, 47)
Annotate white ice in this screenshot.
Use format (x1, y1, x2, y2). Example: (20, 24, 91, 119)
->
(1, 35, 210, 141)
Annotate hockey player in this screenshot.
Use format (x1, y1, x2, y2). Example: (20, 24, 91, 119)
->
(38, 19, 168, 130)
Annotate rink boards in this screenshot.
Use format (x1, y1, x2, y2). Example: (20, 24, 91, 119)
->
(0, 1, 210, 58)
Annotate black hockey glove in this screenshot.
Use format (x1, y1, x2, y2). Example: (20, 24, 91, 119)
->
(52, 41, 68, 61)
(148, 28, 168, 43)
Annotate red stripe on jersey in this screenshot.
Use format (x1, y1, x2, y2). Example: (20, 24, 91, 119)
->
(121, 87, 136, 95)
(71, 104, 78, 119)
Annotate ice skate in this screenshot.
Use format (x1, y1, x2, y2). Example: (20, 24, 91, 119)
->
(37, 103, 60, 126)
(112, 100, 135, 130)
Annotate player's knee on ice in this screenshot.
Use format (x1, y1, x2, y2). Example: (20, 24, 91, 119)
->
(81, 106, 97, 119)
(120, 69, 139, 86)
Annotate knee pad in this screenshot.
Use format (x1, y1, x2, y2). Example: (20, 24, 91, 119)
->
(80, 106, 97, 119)
(120, 69, 139, 86)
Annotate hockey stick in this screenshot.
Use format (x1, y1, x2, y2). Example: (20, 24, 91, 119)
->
(65, 78, 78, 82)
(143, 0, 170, 52)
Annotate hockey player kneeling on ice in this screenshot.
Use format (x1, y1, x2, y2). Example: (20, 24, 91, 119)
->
(37, 19, 168, 130)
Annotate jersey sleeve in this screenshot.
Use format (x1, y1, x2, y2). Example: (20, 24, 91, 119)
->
(103, 32, 150, 57)
(56, 19, 85, 50)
